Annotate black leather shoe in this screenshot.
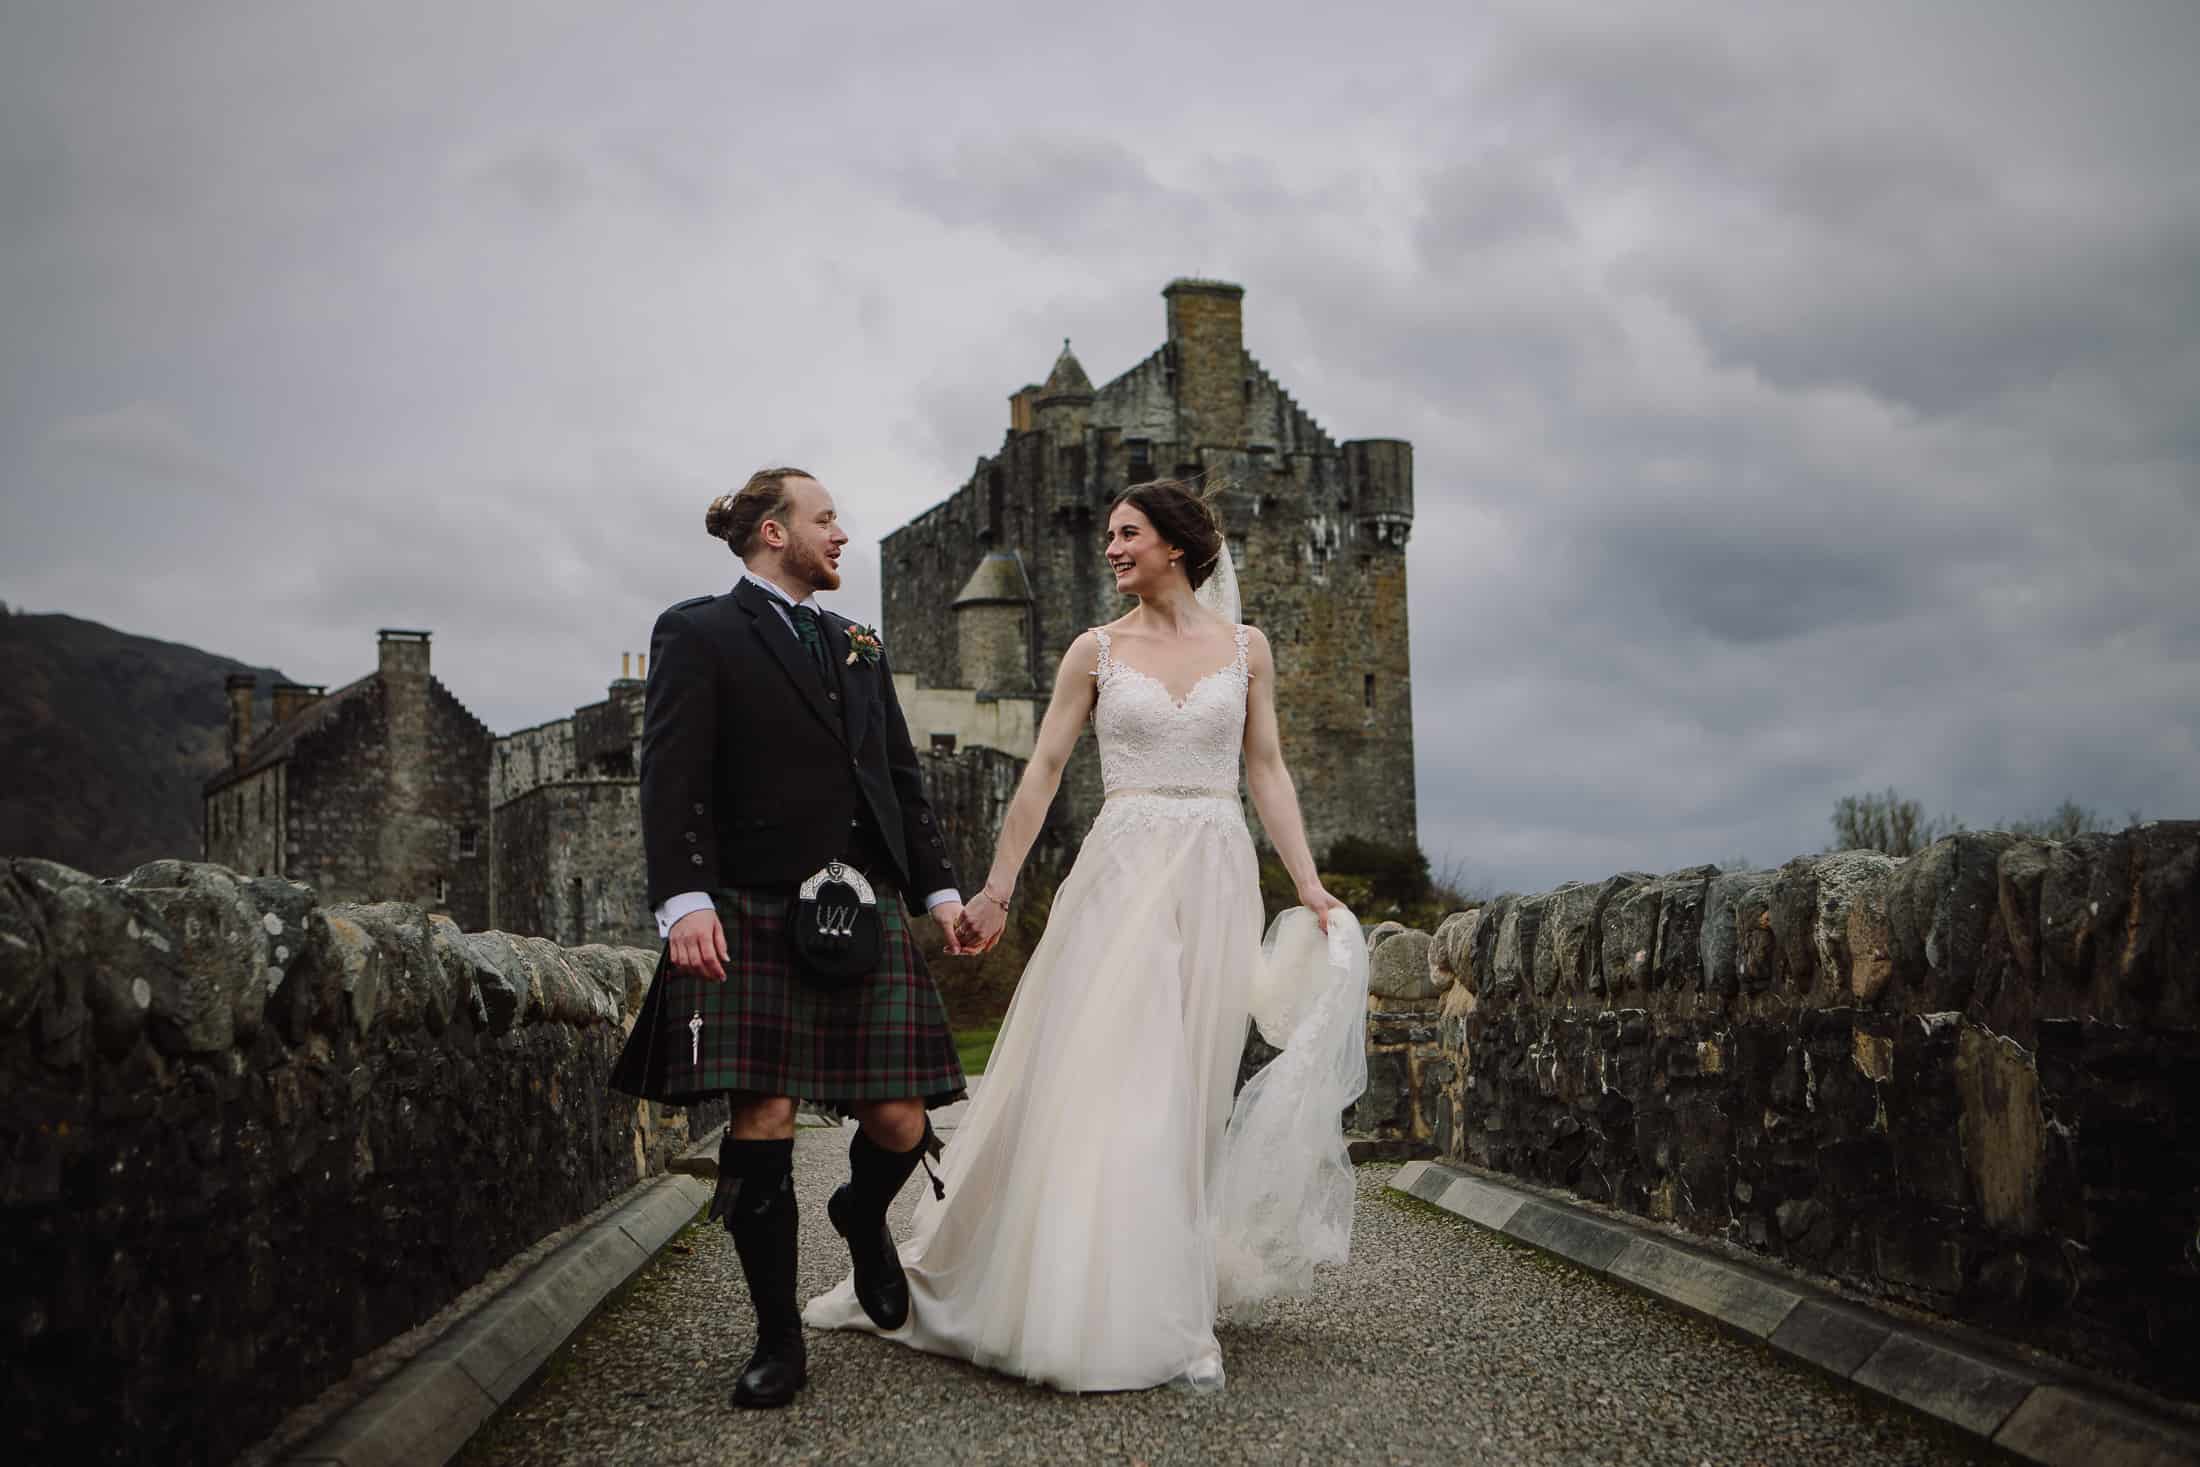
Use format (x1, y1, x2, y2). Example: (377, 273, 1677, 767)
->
(828, 1182, 910, 1331)
(731, 1326, 807, 1409)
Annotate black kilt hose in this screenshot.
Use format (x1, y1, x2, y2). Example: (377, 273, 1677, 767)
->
(610, 577, 967, 1112)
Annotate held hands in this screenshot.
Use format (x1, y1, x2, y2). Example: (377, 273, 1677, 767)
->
(952, 886, 1010, 954)
(931, 901, 969, 957)
(668, 908, 729, 981)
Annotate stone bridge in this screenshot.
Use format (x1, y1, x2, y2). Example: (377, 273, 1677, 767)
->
(3, 825, 2196, 1464)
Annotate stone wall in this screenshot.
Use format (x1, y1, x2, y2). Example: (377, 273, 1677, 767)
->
(0, 856, 705, 1466)
(206, 763, 283, 877)
(1392, 823, 2200, 1399)
(492, 780, 654, 950)
(914, 743, 1074, 906)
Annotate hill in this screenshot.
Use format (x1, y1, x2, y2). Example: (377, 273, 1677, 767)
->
(0, 605, 289, 876)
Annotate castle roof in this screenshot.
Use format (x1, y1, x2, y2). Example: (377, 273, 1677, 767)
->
(952, 550, 1033, 607)
(1039, 339, 1093, 400)
(203, 670, 377, 795)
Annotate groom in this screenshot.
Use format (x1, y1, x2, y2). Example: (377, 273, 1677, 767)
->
(610, 466, 969, 1409)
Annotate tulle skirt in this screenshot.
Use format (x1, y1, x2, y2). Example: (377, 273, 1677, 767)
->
(803, 792, 1366, 1392)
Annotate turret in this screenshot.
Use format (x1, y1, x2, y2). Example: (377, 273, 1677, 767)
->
(1344, 439, 1414, 549)
(952, 551, 1034, 693)
(1033, 340, 1094, 437)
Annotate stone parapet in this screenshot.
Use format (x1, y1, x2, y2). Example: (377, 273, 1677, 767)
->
(1391, 822, 2200, 1400)
(0, 857, 706, 1466)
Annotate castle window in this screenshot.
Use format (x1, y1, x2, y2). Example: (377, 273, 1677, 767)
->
(258, 782, 267, 822)
(930, 733, 957, 754)
(1364, 673, 1376, 712)
(1126, 439, 1154, 486)
(1229, 536, 1247, 571)
(459, 825, 479, 858)
(436, 877, 450, 905)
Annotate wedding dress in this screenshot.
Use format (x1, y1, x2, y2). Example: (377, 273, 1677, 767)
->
(803, 620, 1368, 1392)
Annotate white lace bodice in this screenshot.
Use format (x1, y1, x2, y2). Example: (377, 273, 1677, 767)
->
(1089, 626, 1251, 831)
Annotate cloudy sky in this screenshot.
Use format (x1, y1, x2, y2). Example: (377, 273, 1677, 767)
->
(3, 0, 2194, 891)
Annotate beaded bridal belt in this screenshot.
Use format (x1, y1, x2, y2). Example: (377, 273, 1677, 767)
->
(1103, 785, 1237, 800)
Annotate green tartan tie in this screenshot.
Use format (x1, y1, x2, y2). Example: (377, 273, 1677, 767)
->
(790, 603, 833, 684)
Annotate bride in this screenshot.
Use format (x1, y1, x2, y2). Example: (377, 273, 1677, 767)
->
(803, 478, 1368, 1391)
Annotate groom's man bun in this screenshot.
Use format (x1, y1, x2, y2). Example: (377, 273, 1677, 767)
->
(707, 466, 815, 557)
(1112, 478, 1227, 590)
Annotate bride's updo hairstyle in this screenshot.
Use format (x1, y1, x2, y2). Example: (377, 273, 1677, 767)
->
(706, 465, 814, 557)
(1111, 478, 1226, 591)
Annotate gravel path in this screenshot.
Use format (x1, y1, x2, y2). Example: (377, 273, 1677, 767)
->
(459, 1129, 1999, 1466)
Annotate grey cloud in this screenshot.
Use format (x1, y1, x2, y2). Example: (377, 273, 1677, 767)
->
(2, 0, 2194, 897)
(887, 135, 1184, 251)
(1416, 154, 1575, 261)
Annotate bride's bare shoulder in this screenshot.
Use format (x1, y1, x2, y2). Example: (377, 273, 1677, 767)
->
(1058, 630, 1103, 675)
(1241, 625, 1275, 673)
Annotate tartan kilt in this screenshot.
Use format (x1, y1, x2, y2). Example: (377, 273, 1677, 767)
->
(611, 883, 967, 1112)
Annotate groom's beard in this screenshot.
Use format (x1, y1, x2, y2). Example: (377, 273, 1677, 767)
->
(787, 540, 842, 594)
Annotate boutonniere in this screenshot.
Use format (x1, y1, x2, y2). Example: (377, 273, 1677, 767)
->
(845, 624, 884, 666)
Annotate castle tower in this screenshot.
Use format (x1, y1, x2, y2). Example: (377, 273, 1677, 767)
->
(952, 551, 1035, 693)
(880, 278, 1419, 861)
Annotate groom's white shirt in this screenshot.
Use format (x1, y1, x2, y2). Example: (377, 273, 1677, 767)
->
(653, 569, 960, 937)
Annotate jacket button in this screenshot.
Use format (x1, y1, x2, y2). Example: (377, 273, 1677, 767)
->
(690, 854, 705, 867)
(920, 813, 932, 825)
(692, 802, 705, 816)
(828, 691, 839, 702)
(685, 831, 697, 843)
(930, 835, 942, 847)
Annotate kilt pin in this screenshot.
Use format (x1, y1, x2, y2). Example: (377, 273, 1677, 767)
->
(609, 573, 966, 1409)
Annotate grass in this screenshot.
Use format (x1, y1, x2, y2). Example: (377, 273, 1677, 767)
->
(955, 1023, 1001, 1076)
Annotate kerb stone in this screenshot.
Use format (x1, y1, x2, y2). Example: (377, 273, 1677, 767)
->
(1767, 1298, 1893, 1378)
(1994, 1386, 2200, 1467)
(1851, 1331, 2038, 1437)
(283, 1355, 494, 1467)
(1502, 1199, 1633, 1273)
(1606, 1238, 1803, 1338)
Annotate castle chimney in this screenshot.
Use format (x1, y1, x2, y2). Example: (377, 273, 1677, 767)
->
(225, 673, 256, 770)
(1163, 278, 1247, 452)
(1009, 383, 1043, 434)
(621, 650, 631, 678)
(270, 682, 326, 726)
(638, 652, 647, 679)
(377, 628, 432, 681)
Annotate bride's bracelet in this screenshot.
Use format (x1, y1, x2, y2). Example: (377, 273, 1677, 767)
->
(977, 884, 1013, 911)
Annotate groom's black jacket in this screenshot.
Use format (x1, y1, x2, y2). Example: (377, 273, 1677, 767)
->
(640, 577, 958, 907)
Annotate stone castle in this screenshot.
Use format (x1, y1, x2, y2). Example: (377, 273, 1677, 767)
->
(203, 632, 653, 946)
(204, 278, 1418, 939)
(883, 278, 1417, 853)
